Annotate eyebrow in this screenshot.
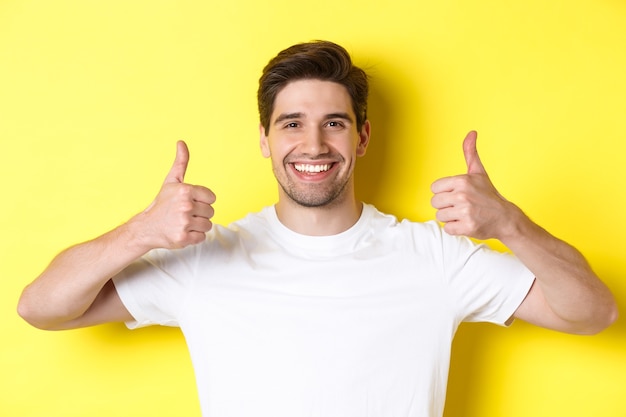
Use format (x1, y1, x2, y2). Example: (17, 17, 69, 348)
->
(273, 112, 304, 126)
(273, 112, 354, 126)
(326, 112, 354, 123)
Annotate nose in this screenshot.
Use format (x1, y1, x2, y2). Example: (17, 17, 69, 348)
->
(301, 127, 329, 156)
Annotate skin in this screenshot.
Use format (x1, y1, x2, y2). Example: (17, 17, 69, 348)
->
(259, 79, 370, 236)
(17, 141, 216, 329)
(17, 79, 617, 335)
(432, 131, 617, 333)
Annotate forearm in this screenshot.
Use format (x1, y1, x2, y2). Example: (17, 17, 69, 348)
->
(432, 132, 617, 334)
(18, 219, 150, 329)
(501, 205, 618, 334)
(18, 141, 216, 330)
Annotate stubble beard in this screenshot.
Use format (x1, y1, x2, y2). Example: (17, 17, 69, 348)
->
(274, 161, 352, 208)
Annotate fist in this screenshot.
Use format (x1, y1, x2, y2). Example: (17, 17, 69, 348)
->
(140, 141, 216, 249)
(430, 131, 515, 240)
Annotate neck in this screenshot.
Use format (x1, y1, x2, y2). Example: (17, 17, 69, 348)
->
(274, 194, 363, 236)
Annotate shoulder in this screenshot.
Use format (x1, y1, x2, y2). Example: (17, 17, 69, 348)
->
(363, 204, 457, 261)
(365, 204, 445, 241)
(202, 207, 274, 250)
(219, 206, 274, 237)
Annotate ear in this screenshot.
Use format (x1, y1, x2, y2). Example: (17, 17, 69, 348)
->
(356, 120, 371, 157)
(259, 123, 271, 158)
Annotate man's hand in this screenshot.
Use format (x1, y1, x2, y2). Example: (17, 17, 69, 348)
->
(135, 141, 216, 249)
(17, 141, 217, 329)
(430, 131, 520, 240)
(430, 131, 618, 334)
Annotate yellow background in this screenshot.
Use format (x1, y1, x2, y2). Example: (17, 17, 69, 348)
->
(1, 1, 625, 416)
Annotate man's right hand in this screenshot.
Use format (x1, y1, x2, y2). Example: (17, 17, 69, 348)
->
(134, 140, 216, 250)
(18, 140, 217, 329)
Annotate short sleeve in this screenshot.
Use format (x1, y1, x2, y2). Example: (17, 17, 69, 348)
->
(112, 245, 200, 329)
(441, 232, 535, 326)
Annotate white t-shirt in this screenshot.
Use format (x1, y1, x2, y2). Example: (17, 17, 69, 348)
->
(113, 204, 535, 417)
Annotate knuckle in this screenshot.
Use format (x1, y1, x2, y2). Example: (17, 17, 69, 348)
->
(455, 177, 471, 191)
(456, 192, 471, 205)
(178, 200, 194, 213)
(176, 183, 193, 197)
(171, 231, 188, 246)
(459, 205, 472, 218)
(466, 219, 478, 232)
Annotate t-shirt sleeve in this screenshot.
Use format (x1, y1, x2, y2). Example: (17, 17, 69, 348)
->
(439, 229, 535, 326)
(112, 245, 200, 329)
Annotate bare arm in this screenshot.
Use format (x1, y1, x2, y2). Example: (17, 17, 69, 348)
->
(17, 141, 216, 330)
(431, 131, 618, 335)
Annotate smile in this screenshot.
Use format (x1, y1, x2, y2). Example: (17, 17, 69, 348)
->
(293, 163, 333, 173)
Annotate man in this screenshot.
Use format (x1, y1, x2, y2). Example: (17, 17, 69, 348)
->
(18, 41, 617, 417)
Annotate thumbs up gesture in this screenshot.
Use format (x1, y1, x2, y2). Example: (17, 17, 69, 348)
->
(430, 131, 519, 240)
(136, 141, 216, 249)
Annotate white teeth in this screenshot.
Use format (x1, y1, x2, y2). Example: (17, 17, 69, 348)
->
(294, 163, 331, 173)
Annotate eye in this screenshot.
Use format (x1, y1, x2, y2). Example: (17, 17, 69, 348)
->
(285, 122, 299, 129)
(326, 120, 345, 128)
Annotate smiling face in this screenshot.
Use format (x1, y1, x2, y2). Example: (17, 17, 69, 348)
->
(260, 79, 370, 209)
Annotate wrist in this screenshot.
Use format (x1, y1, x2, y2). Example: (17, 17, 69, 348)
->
(116, 212, 159, 256)
(497, 203, 540, 247)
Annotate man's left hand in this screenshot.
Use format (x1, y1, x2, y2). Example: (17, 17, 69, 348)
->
(430, 131, 519, 240)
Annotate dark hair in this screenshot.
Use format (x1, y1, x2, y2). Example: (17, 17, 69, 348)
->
(258, 40, 368, 133)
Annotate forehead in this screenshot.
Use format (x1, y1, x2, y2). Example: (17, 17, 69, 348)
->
(271, 79, 354, 121)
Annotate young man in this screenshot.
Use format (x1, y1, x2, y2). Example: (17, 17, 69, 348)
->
(18, 41, 617, 417)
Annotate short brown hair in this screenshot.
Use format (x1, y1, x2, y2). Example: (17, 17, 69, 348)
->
(258, 40, 368, 133)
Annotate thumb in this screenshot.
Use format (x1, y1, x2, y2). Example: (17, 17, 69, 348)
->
(463, 130, 487, 175)
(163, 140, 189, 184)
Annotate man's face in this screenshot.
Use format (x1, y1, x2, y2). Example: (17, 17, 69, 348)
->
(259, 79, 370, 208)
